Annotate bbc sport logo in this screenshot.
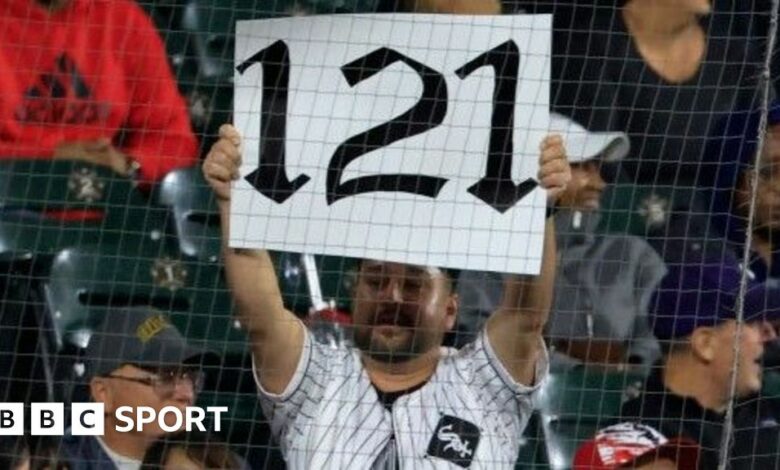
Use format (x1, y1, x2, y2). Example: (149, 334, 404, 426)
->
(0, 403, 227, 435)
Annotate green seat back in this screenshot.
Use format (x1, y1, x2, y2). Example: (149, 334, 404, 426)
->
(156, 167, 316, 315)
(44, 245, 247, 356)
(0, 160, 169, 263)
(536, 367, 644, 469)
(599, 182, 709, 238)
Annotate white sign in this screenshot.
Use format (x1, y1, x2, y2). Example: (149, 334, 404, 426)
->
(233, 14, 551, 274)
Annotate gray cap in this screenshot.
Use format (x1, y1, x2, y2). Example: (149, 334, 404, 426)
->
(86, 307, 218, 376)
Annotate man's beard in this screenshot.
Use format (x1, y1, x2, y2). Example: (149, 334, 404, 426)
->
(353, 327, 430, 363)
(353, 306, 432, 363)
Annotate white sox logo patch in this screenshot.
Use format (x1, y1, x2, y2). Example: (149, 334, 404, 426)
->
(426, 415, 480, 468)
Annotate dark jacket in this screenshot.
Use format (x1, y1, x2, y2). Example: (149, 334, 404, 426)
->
(709, 100, 780, 282)
(60, 434, 118, 470)
(621, 366, 780, 469)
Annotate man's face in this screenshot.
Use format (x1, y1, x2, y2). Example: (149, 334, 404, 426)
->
(556, 161, 606, 212)
(351, 261, 457, 363)
(709, 320, 766, 398)
(751, 124, 780, 231)
(92, 364, 198, 438)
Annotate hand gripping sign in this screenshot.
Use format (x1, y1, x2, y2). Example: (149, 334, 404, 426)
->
(232, 14, 551, 274)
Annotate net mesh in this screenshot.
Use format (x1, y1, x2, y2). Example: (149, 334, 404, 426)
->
(0, 1, 778, 469)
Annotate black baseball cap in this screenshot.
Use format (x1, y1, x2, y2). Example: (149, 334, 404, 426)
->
(86, 307, 219, 377)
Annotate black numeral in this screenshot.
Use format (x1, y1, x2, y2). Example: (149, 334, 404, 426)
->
(326, 48, 449, 205)
(455, 40, 536, 213)
(238, 41, 534, 213)
(236, 40, 310, 203)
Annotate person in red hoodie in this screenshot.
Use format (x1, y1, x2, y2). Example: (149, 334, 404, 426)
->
(0, 0, 198, 182)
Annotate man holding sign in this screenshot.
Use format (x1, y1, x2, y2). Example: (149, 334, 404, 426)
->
(203, 123, 569, 468)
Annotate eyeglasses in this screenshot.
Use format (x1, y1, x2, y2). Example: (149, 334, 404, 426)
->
(105, 368, 204, 396)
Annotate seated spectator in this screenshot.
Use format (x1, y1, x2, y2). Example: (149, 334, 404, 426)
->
(141, 432, 246, 470)
(61, 307, 217, 469)
(0, 0, 198, 183)
(708, 99, 780, 468)
(517, 0, 765, 189)
(458, 114, 665, 371)
(573, 422, 700, 470)
(617, 248, 780, 469)
(711, 100, 780, 283)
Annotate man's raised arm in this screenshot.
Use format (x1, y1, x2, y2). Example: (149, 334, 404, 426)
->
(204, 124, 305, 395)
(485, 135, 569, 387)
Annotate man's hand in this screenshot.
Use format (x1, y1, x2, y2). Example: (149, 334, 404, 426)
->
(203, 125, 242, 202)
(53, 138, 132, 176)
(203, 123, 304, 395)
(485, 135, 569, 386)
(537, 134, 571, 203)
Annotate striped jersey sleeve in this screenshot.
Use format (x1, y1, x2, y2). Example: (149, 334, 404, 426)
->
(460, 331, 548, 419)
(252, 326, 335, 453)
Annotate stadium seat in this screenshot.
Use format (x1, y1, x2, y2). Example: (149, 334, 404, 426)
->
(180, 0, 289, 82)
(157, 166, 222, 262)
(43, 245, 245, 355)
(0, 160, 173, 402)
(536, 366, 645, 469)
(0, 160, 169, 264)
(181, 0, 384, 81)
(157, 166, 316, 315)
(42, 241, 254, 408)
(42, 242, 280, 465)
(599, 182, 712, 239)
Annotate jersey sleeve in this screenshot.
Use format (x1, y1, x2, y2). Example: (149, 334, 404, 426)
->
(252, 327, 333, 448)
(460, 330, 549, 421)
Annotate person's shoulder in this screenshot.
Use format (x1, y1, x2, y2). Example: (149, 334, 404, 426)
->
(85, 0, 153, 26)
(59, 433, 107, 467)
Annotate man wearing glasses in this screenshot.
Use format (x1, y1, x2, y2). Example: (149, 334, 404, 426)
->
(61, 307, 217, 470)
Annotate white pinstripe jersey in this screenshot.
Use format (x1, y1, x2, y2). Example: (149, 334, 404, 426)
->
(254, 327, 548, 469)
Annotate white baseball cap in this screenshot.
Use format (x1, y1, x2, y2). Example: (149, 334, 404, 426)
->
(550, 113, 630, 163)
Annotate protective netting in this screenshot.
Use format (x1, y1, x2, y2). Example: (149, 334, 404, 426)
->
(0, 1, 779, 469)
